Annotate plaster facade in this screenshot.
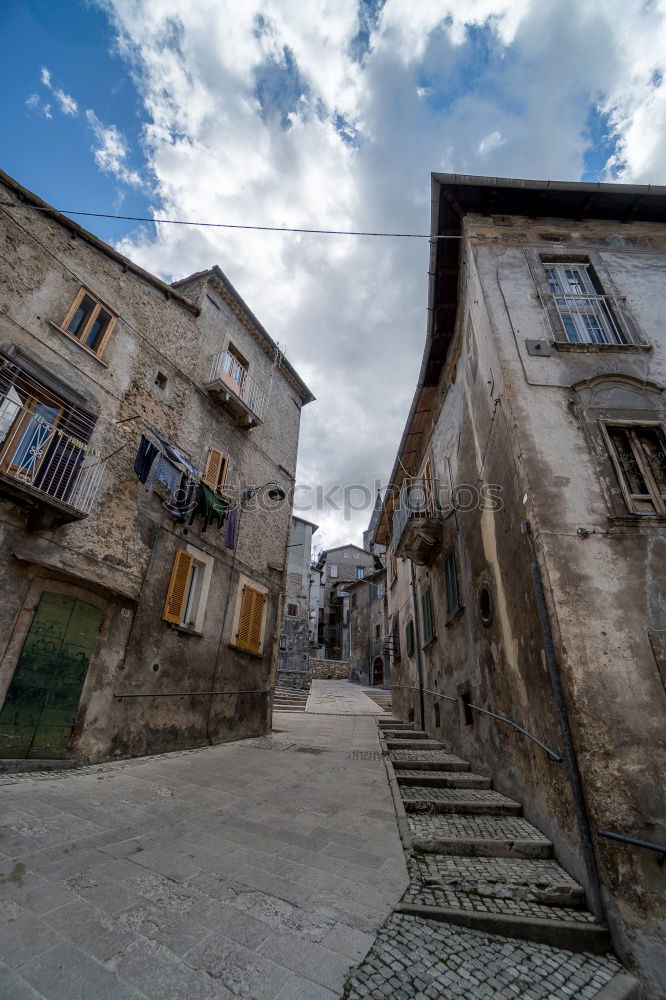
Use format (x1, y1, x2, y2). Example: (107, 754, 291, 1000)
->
(0, 169, 312, 763)
(348, 568, 389, 687)
(278, 516, 318, 671)
(376, 175, 666, 997)
(316, 544, 379, 659)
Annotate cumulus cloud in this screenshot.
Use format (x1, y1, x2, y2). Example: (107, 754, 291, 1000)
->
(93, 0, 666, 547)
(34, 66, 79, 117)
(85, 110, 143, 187)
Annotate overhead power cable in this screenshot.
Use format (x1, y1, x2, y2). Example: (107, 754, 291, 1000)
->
(0, 201, 461, 239)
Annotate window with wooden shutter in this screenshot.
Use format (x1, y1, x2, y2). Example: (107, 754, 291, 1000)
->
(202, 446, 229, 492)
(236, 584, 265, 653)
(163, 549, 194, 623)
(60, 287, 117, 358)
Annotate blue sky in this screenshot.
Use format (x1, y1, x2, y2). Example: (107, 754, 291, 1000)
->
(2, 0, 665, 547)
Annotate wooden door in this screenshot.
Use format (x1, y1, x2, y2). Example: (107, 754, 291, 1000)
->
(372, 657, 384, 686)
(0, 593, 103, 758)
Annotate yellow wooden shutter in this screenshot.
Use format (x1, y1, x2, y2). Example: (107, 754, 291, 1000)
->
(236, 585, 265, 652)
(162, 549, 194, 623)
(202, 447, 228, 491)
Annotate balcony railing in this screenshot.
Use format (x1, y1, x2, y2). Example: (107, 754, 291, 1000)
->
(540, 291, 639, 347)
(392, 478, 442, 565)
(206, 351, 267, 426)
(0, 400, 103, 518)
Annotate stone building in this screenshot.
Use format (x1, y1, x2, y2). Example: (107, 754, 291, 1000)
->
(0, 168, 313, 763)
(374, 174, 666, 995)
(278, 515, 318, 671)
(316, 544, 379, 659)
(348, 566, 388, 687)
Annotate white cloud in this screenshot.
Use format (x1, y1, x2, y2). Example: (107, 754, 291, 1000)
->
(40, 66, 52, 88)
(54, 88, 78, 116)
(85, 110, 143, 187)
(26, 92, 52, 119)
(93, 0, 666, 547)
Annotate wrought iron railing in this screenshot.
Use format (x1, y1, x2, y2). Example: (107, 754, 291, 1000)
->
(598, 830, 666, 865)
(0, 399, 103, 514)
(207, 351, 267, 420)
(539, 291, 638, 346)
(392, 477, 442, 551)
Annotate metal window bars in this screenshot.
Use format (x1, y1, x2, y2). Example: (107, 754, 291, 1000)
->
(392, 477, 442, 551)
(208, 350, 267, 420)
(538, 290, 638, 346)
(0, 396, 104, 514)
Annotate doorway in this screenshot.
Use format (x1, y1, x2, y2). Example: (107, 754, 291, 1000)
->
(372, 657, 384, 686)
(0, 592, 103, 758)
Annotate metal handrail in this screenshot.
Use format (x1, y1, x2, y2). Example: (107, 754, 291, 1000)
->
(392, 477, 442, 551)
(598, 830, 666, 865)
(207, 351, 267, 419)
(389, 683, 562, 761)
(113, 687, 272, 699)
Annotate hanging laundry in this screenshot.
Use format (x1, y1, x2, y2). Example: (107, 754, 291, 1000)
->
(145, 453, 182, 496)
(167, 474, 197, 523)
(149, 427, 200, 479)
(190, 484, 229, 532)
(134, 435, 159, 484)
(224, 505, 239, 549)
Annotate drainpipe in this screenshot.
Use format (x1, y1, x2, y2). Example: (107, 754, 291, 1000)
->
(409, 559, 426, 730)
(530, 561, 605, 920)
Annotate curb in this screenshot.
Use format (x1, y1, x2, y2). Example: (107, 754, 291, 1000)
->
(379, 731, 413, 852)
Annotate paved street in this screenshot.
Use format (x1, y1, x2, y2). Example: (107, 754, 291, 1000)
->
(0, 682, 407, 1000)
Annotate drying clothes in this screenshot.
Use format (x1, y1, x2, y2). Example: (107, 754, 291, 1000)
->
(167, 474, 197, 523)
(134, 435, 159, 484)
(145, 453, 182, 496)
(190, 483, 229, 532)
(224, 505, 239, 549)
(149, 426, 200, 479)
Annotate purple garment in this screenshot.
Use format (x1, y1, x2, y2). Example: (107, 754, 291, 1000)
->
(224, 506, 239, 549)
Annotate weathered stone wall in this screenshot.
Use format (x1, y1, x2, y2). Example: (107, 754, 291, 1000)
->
(310, 657, 349, 679)
(387, 214, 666, 996)
(275, 670, 312, 691)
(0, 174, 310, 763)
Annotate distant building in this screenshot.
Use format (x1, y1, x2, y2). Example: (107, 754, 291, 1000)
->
(348, 566, 388, 686)
(0, 168, 313, 763)
(315, 544, 379, 659)
(278, 516, 318, 671)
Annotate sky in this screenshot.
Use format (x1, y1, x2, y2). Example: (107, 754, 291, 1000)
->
(2, 0, 666, 551)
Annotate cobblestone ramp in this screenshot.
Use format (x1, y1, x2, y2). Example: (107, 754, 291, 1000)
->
(341, 913, 621, 1000)
(340, 721, 637, 998)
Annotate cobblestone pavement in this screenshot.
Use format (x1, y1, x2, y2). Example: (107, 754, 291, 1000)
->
(341, 913, 622, 1000)
(402, 855, 593, 923)
(389, 750, 469, 766)
(407, 814, 553, 844)
(0, 682, 408, 999)
(400, 788, 519, 810)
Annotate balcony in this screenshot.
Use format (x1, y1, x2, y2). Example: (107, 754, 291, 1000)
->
(205, 351, 267, 428)
(0, 396, 104, 527)
(392, 478, 442, 565)
(540, 292, 640, 347)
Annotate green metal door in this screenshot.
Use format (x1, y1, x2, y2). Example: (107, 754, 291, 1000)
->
(0, 593, 103, 758)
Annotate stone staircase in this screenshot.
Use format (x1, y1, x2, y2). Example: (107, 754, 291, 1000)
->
(341, 717, 639, 1000)
(272, 686, 309, 713)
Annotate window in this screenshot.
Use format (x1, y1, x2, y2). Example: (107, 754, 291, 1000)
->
(329, 563, 338, 578)
(279, 635, 287, 651)
(351, 592, 357, 609)
(376, 583, 385, 600)
(356, 567, 365, 580)
(602, 423, 666, 515)
(287, 603, 298, 617)
(353, 552, 359, 560)
(406, 619, 415, 657)
(421, 587, 435, 644)
(375, 624, 381, 639)
(343, 551, 349, 558)
(60, 288, 116, 357)
(221, 344, 249, 392)
(392, 617, 401, 661)
(202, 447, 230, 494)
(444, 548, 461, 619)
(542, 261, 629, 346)
(162, 547, 211, 631)
(235, 583, 266, 653)
(155, 372, 167, 391)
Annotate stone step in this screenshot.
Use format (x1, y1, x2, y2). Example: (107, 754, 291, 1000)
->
(382, 729, 428, 740)
(389, 750, 471, 772)
(401, 787, 522, 816)
(395, 770, 492, 789)
(341, 913, 624, 998)
(384, 739, 448, 751)
(377, 719, 412, 730)
(408, 813, 553, 859)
